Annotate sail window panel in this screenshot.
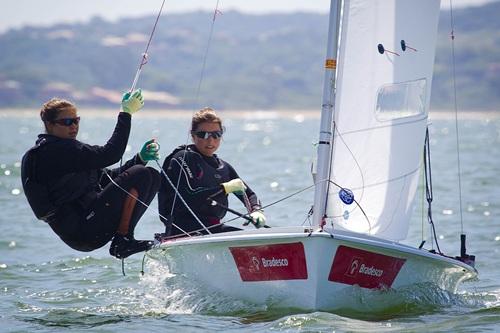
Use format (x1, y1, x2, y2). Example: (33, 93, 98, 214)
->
(375, 79, 427, 121)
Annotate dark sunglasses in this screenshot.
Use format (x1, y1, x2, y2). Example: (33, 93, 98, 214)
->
(51, 117, 80, 126)
(192, 130, 223, 139)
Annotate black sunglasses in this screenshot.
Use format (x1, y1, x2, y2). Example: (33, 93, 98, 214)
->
(192, 130, 223, 139)
(52, 117, 80, 126)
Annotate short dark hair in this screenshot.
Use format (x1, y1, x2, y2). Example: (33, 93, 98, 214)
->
(191, 107, 222, 132)
(40, 98, 76, 123)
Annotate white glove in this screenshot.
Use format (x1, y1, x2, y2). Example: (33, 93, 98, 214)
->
(249, 210, 266, 228)
(121, 89, 144, 114)
(221, 178, 246, 194)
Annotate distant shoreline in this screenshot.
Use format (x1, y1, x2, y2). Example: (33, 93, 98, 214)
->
(1, 108, 498, 120)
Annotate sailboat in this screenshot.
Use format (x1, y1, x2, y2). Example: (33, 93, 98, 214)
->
(147, 0, 477, 311)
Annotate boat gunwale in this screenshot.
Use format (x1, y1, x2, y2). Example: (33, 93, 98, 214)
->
(150, 226, 477, 275)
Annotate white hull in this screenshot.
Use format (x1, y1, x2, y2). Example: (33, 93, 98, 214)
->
(147, 226, 477, 311)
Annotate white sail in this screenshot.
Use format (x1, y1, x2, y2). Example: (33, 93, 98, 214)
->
(326, 0, 441, 240)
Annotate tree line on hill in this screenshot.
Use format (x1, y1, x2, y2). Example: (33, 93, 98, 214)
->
(0, 2, 499, 110)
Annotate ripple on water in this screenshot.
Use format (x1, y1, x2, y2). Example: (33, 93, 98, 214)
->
(136, 260, 498, 323)
(19, 309, 126, 328)
(2, 116, 500, 332)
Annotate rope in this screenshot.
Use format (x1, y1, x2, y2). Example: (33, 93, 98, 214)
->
(141, 252, 147, 276)
(154, 160, 212, 234)
(261, 184, 315, 210)
(330, 124, 366, 213)
(194, 0, 222, 106)
(167, 1, 223, 230)
(222, 183, 317, 224)
(449, 0, 465, 234)
(107, 1, 167, 272)
(129, 0, 167, 92)
(157, 217, 247, 241)
(301, 206, 314, 226)
(421, 163, 425, 244)
(327, 179, 372, 234)
(105, 1, 227, 256)
(223, 178, 372, 234)
(423, 128, 443, 254)
(102, 169, 191, 237)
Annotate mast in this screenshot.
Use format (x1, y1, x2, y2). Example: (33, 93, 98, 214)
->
(312, 0, 342, 227)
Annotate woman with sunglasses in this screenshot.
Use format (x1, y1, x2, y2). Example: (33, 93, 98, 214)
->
(21, 90, 161, 259)
(158, 107, 266, 237)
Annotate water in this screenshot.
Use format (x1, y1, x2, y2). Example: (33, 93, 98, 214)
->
(1, 110, 499, 332)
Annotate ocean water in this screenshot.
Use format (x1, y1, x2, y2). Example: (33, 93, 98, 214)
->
(1, 110, 499, 332)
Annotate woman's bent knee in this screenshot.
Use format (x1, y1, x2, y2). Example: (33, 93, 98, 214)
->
(124, 164, 151, 182)
(147, 167, 161, 190)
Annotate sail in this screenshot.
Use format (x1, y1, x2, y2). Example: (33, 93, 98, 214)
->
(326, 0, 441, 241)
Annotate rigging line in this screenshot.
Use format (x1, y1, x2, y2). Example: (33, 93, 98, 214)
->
(194, 0, 222, 106)
(223, 182, 319, 224)
(130, 0, 167, 92)
(449, 0, 465, 234)
(157, 215, 247, 241)
(168, 1, 222, 228)
(323, 120, 336, 221)
(164, 148, 216, 234)
(121, 0, 166, 181)
(323, 123, 368, 222)
(334, 114, 427, 136)
(170, 158, 208, 193)
(332, 123, 365, 205)
(141, 252, 147, 276)
(130, 0, 165, 92)
(326, 179, 372, 234)
(154, 160, 212, 235)
(261, 183, 316, 210)
(301, 207, 314, 227)
(158, 195, 278, 241)
(421, 163, 425, 244)
(424, 128, 443, 254)
(101, 169, 192, 237)
(169, 148, 187, 222)
(167, 155, 203, 226)
(347, 167, 420, 191)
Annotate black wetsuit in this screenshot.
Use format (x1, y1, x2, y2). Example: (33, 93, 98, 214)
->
(21, 112, 160, 252)
(158, 145, 261, 236)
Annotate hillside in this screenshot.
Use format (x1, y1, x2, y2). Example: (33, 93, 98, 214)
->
(0, 2, 499, 110)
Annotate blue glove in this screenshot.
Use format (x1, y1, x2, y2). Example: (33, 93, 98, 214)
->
(139, 139, 160, 162)
(121, 89, 144, 114)
(221, 178, 246, 195)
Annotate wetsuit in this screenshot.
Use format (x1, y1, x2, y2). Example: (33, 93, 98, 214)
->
(158, 144, 261, 236)
(21, 112, 160, 252)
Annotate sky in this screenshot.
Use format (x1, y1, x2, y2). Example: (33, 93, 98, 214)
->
(0, 0, 497, 33)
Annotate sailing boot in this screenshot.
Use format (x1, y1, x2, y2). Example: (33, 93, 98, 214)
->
(109, 234, 154, 259)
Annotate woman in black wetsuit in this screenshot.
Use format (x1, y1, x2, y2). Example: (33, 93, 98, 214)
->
(22, 89, 161, 258)
(158, 107, 266, 237)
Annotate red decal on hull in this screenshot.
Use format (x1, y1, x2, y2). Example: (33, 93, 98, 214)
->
(328, 245, 406, 289)
(229, 242, 308, 281)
